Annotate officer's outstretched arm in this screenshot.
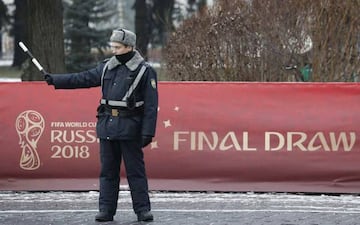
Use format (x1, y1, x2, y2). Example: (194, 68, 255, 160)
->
(44, 73, 54, 85)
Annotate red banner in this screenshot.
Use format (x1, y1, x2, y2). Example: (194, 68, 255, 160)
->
(1, 82, 360, 193)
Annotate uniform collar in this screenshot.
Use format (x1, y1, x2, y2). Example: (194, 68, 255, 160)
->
(107, 50, 144, 71)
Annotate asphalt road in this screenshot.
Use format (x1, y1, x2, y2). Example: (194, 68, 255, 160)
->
(1, 191, 360, 225)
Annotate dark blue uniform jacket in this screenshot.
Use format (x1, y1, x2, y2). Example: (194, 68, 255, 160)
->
(50, 51, 158, 140)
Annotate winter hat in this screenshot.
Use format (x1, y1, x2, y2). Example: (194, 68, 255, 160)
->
(110, 28, 136, 47)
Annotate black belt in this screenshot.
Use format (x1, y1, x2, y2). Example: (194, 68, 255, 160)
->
(99, 105, 144, 117)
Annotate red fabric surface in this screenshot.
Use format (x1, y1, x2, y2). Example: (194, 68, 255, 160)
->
(1, 82, 359, 192)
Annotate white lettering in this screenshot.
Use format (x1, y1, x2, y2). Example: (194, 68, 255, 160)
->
(199, 132, 218, 151)
(173, 131, 257, 151)
(191, 131, 196, 150)
(266, 131, 356, 152)
(65, 122, 87, 128)
(219, 132, 239, 151)
(50, 130, 98, 143)
(308, 132, 330, 151)
(329, 132, 356, 151)
(51, 122, 64, 128)
(242, 132, 256, 151)
(174, 131, 356, 152)
(174, 131, 189, 150)
(265, 132, 285, 151)
(51, 130, 63, 142)
(287, 132, 307, 151)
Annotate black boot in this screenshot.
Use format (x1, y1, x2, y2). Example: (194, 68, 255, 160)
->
(95, 211, 114, 222)
(137, 211, 154, 222)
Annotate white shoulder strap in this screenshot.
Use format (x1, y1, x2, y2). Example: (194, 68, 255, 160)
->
(121, 65, 147, 101)
(100, 60, 111, 89)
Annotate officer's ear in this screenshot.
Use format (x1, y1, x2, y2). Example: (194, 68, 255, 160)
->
(123, 44, 133, 51)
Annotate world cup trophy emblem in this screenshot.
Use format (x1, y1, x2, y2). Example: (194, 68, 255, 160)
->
(15, 110, 45, 170)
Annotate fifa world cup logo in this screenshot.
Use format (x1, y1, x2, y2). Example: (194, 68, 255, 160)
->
(15, 110, 45, 170)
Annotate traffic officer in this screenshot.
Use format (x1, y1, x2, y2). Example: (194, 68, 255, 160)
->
(44, 28, 158, 222)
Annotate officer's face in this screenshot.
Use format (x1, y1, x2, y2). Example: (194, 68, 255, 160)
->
(110, 42, 132, 55)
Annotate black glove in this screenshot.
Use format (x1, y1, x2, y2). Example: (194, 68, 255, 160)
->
(44, 73, 53, 85)
(141, 136, 152, 148)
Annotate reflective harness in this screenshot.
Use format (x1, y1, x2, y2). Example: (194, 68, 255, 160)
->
(100, 60, 147, 108)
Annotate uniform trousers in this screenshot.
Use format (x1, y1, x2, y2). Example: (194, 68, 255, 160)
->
(99, 139, 151, 215)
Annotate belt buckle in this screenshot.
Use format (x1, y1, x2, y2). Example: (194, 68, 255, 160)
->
(111, 109, 119, 117)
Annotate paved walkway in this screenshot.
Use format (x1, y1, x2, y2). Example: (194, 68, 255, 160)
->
(1, 191, 360, 225)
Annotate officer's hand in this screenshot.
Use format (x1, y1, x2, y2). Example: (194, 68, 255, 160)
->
(142, 136, 152, 148)
(44, 73, 54, 85)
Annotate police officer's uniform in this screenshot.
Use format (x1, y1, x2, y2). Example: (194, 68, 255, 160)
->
(46, 29, 158, 222)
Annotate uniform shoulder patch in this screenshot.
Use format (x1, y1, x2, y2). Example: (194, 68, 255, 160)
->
(151, 78, 157, 89)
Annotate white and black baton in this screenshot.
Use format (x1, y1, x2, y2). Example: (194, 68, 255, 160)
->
(18, 41, 47, 75)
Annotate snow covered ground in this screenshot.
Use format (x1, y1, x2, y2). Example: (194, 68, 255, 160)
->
(0, 77, 21, 82)
(0, 59, 21, 82)
(0, 59, 12, 66)
(0, 191, 359, 224)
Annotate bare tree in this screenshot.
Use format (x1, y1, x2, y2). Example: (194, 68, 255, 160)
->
(0, 0, 10, 58)
(22, 0, 65, 81)
(164, 0, 359, 82)
(152, 0, 175, 46)
(310, 1, 360, 81)
(134, 0, 151, 58)
(12, 0, 28, 67)
(134, 0, 176, 59)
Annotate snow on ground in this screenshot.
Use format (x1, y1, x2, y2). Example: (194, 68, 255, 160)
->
(0, 59, 20, 82)
(1, 191, 360, 212)
(0, 78, 21, 82)
(1, 191, 360, 225)
(0, 59, 12, 66)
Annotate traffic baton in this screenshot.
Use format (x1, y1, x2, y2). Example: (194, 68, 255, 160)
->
(18, 41, 47, 75)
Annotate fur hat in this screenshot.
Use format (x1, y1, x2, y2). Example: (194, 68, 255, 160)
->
(110, 28, 136, 47)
